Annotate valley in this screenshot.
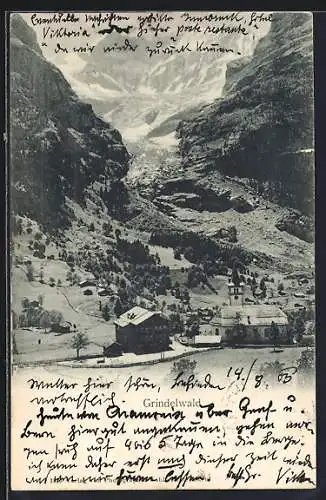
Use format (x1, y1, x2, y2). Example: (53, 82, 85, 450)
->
(10, 13, 315, 368)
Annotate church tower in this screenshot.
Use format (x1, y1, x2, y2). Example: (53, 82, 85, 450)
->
(228, 280, 244, 306)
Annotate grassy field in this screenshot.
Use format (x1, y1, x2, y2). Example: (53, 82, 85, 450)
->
(12, 225, 117, 363)
(148, 244, 192, 269)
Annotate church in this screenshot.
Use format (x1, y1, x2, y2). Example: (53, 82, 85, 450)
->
(216, 281, 289, 344)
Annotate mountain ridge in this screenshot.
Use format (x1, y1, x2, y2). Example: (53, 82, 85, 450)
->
(176, 12, 314, 216)
(10, 14, 130, 229)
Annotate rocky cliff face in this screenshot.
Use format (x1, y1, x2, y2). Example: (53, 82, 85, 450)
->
(10, 14, 130, 229)
(176, 13, 314, 216)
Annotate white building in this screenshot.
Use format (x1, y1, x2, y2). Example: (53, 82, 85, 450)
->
(216, 281, 289, 344)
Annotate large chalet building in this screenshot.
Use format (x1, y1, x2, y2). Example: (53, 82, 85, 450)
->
(216, 281, 289, 344)
(114, 306, 171, 354)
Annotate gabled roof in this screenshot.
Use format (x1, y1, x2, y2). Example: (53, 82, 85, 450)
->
(114, 306, 158, 328)
(219, 304, 288, 327)
(221, 305, 287, 319)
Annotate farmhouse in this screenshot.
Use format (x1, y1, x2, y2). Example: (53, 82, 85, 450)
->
(216, 281, 289, 344)
(50, 321, 71, 334)
(79, 279, 96, 288)
(114, 306, 172, 354)
(103, 341, 123, 357)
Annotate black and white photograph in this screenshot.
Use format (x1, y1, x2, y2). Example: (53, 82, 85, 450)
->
(9, 11, 316, 490)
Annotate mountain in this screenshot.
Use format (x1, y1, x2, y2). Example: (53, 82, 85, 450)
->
(9, 14, 314, 278)
(176, 12, 314, 216)
(69, 28, 267, 141)
(10, 14, 130, 229)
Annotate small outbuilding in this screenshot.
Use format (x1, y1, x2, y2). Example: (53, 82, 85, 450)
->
(51, 321, 71, 334)
(103, 342, 123, 357)
(98, 288, 112, 297)
(79, 279, 97, 288)
(185, 335, 222, 347)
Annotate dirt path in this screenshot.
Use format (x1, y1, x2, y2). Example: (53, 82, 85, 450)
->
(59, 287, 104, 320)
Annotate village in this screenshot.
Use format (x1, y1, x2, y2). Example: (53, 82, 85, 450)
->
(11, 215, 315, 367)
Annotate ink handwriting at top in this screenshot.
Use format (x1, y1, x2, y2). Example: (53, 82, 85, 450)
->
(137, 12, 173, 37)
(146, 41, 191, 58)
(98, 24, 133, 35)
(248, 12, 273, 27)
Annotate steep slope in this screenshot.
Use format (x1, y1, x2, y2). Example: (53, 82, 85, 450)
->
(176, 12, 314, 216)
(10, 14, 130, 229)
